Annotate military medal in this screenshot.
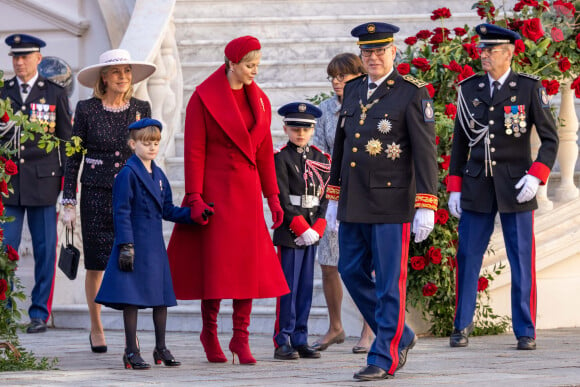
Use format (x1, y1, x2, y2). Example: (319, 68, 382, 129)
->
(385, 142, 402, 160)
(365, 138, 382, 156)
(359, 99, 379, 126)
(377, 119, 392, 134)
(518, 105, 527, 133)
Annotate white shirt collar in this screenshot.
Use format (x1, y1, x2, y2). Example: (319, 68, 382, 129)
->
(368, 69, 393, 89)
(17, 72, 39, 90)
(488, 69, 511, 89)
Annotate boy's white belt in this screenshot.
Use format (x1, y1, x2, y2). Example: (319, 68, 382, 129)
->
(289, 195, 319, 208)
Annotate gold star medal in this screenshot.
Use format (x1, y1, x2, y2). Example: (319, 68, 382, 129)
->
(385, 142, 402, 160)
(377, 119, 392, 134)
(365, 139, 383, 156)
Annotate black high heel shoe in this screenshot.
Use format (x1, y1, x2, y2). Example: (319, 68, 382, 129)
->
(153, 347, 181, 367)
(89, 333, 107, 353)
(123, 350, 151, 370)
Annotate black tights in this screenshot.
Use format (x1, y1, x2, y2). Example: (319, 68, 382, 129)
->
(123, 306, 168, 354)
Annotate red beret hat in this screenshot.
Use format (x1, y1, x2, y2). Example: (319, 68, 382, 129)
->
(224, 36, 261, 63)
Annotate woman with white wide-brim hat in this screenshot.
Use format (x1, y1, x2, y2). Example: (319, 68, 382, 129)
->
(61, 48, 156, 355)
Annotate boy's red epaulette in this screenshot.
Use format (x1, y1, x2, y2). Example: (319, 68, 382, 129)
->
(310, 144, 331, 161)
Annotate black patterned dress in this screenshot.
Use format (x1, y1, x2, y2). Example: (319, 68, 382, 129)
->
(62, 97, 151, 270)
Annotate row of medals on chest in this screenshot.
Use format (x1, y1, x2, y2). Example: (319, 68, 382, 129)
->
(28, 99, 56, 133)
(469, 98, 528, 138)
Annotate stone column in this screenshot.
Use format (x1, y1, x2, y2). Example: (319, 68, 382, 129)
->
(554, 80, 579, 202)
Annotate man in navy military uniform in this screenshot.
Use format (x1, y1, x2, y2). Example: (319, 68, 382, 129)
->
(447, 24, 558, 350)
(0, 33, 72, 333)
(273, 102, 330, 361)
(325, 22, 438, 380)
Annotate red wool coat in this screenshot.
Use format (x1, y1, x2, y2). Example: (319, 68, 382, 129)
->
(167, 65, 290, 300)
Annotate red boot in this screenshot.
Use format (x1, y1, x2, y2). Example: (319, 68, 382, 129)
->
(200, 299, 227, 363)
(229, 299, 256, 365)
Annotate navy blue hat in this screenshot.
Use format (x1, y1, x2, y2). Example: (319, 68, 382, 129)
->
(476, 24, 521, 47)
(128, 118, 162, 132)
(351, 22, 400, 48)
(278, 102, 322, 128)
(5, 33, 46, 56)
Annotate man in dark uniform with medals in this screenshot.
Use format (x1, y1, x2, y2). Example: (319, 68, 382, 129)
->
(0, 33, 72, 333)
(273, 102, 331, 360)
(325, 22, 438, 380)
(447, 24, 558, 350)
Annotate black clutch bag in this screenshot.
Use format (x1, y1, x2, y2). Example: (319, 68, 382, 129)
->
(58, 227, 80, 280)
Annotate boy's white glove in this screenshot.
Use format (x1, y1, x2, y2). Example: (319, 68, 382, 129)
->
(296, 228, 320, 246)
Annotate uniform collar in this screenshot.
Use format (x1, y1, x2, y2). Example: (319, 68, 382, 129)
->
(287, 140, 310, 154)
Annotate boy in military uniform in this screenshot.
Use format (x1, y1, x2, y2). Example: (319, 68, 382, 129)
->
(272, 102, 331, 361)
(0, 33, 72, 333)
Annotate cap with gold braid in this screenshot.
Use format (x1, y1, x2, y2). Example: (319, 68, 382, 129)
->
(351, 22, 400, 48)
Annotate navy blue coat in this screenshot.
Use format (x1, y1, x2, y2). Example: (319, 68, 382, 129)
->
(95, 155, 192, 310)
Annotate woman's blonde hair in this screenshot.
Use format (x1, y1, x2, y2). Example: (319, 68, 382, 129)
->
(93, 65, 134, 101)
(224, 49, 261, 71)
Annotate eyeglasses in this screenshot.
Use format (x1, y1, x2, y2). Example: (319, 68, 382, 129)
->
(360, 47, 390, 57)
(327, 74, 346, 82)
(477, 47, 505, 56)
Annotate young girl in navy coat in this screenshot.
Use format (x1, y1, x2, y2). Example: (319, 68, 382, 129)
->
(95, 118, 195, 370)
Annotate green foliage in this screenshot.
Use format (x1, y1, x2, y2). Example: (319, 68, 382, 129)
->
(307, 91, 334, 106)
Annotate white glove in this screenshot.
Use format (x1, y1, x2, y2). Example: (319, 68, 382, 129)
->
(300, 228, 320, 246)
(294, 235, 306, 246)
(412, 208, 435, 243)
(62, 206, 76, 228)
(448, 192, 462, 219)
(325, 200, 339, 233)
(515, 174, 541, 203)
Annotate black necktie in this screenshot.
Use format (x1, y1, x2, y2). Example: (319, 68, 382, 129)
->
(21, 83, 29, 94)
(491, 80, 500, 97)
(369, 82, 378, 90)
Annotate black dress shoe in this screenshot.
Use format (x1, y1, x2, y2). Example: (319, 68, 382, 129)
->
(517, 336, 536, 350)
(449, 322, 474, 347)
(26, 318, 47, 334)
(397, 335, 418, 371)
(274, 344, 299, 360)
(294, 345, 321, 359)
(353, 365, 393, 381)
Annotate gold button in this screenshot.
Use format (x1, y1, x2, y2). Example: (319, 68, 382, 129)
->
(352, 147, 358, 152)
(387, 181, 392, 187)
(350, 161, 356, 167)
(489, 120, 495, 125)
(20, 158, 25, 163)
(20, 145, 25, 151)
(355, 133, 361, 138)
(491, 147, 496, 152)
(490, 134, 495, 139)
(51, 172, 55, 176)
(489, 107, 494, 112)
(492, 161, 497, 166)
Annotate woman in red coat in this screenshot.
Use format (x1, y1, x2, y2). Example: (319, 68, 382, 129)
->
(167, 36, 289, 365)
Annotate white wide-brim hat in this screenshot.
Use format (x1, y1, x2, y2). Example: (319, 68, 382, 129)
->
(77, 48, 156, 88)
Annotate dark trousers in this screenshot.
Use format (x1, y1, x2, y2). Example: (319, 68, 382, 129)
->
(454, 209, 536, 339)
(273, 245, 316, 348)
(4, 205, 57, 322)
(338, 222, 415, 375)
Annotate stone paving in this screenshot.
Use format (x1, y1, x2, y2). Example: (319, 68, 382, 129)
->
(2, 327, 580, 386)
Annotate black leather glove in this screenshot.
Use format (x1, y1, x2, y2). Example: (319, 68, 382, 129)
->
(118, 244, 135, 272)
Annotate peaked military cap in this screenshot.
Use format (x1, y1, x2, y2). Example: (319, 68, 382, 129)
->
(278, 102, 322, 128)
(476, 23, 521, 47)
(128, 118, 162, 132)
(351, 22, 400, 48)
(5, 33, 46, 56)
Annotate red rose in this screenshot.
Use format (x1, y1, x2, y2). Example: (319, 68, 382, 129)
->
(442, 174, 449, 186)
(458, 65, 475, 82)
(4, 159, 18, 175)
(430, 34, 444, 45)
(440, 154, 451, 170)
(551, 27, 564, 42)
(453, 27, 467, 37)
(426, 83, 435, 98)
(397, 63, 411, 75)
(435, 136, 440, 145)
(514, 39, 525, 55)
(428, 246, 442, 264)
(576, 33, 580, 49)
(0, 180, 7, 195)
(542, 79, 560, 95)
(410, 256, 426, 270)
(477, 276, 489, 292)
(6, 244, 18, 261)
(404, 36, 418, 46)
(0, 201, 4, 216)
(447, 256, 457, 270)
(436, 208, 449, 225)
(444, 60, 462, 73)
(433, 27, 450, 39)
(411, 58, 431, 72)
(558, 57, 571, 72)
(553, 0, 576, 18)
(571, 76, 580, 99)
(463, 43, 480, 60)
(416, 30, 433, 40)
(444, 104, 457, 120)
(431, 7, 451, 20)
(0, 279, 7, 301)
(422, 282, 438, 297)
(521, 18, 544, 42)
(0, 111, 8, 123)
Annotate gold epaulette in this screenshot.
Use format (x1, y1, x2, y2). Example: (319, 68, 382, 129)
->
(518, 72, 540, 80)
(402, 74, 427, 88)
